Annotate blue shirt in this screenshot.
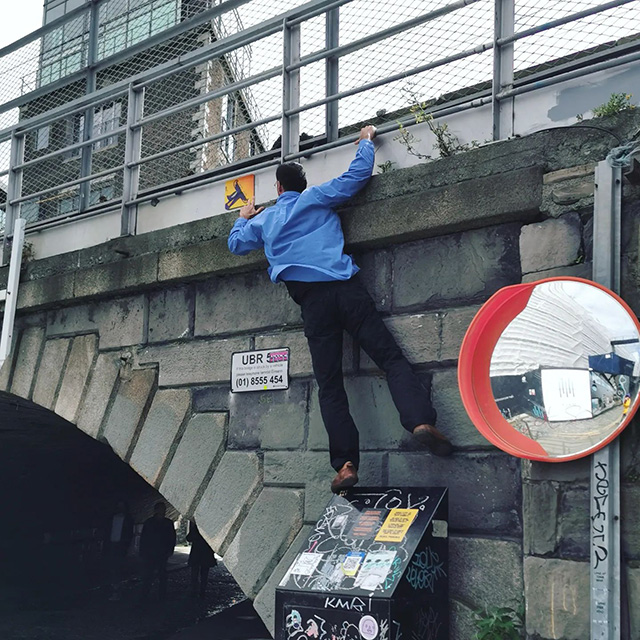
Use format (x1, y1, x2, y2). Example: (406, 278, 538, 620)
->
(228, 139, 375, 283)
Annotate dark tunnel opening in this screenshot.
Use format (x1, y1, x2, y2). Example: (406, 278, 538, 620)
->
(0, 390, 177, 605)
(0, 391, 259, 640)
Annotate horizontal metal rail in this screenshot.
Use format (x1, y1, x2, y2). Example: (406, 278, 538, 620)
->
(132, 113, 281, 167)
(10, 166, 123, 205)
(134, 65, 282, 129)
(286, 0, 484, 72)
(128, 156, 281, 206)
(13, 125, 128, 170)
(500, 0, 637, 46)
(283, 94, 493, 161)
(497, 48, 640, 99)
(286, 41, 494, 117)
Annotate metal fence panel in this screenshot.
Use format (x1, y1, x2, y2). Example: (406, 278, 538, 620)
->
(0, 0, 638, 239)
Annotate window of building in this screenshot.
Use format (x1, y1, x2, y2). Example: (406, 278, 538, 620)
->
(35, 126, 51, 151)
(93, 102, 122, 149)
(89, 180, 115, 206)
(40, 15, 88, 86)
(65, 101, 122, 156)
(98, 0, 180, 59)
(220, 93, 237, 162)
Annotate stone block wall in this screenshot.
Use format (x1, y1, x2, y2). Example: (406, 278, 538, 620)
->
(1, 111, 640, 638)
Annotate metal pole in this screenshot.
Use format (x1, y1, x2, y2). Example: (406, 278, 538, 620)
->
(121, 84, 145, 237)
(281, 18, 301, 162)
(590, 159, 622, 639)
(492, 0, 514, 140)
(2, 133, 25, 266)
(0, 218, 26, 369)
(325, 7, 339, 143)
(79, 0, 100, 213)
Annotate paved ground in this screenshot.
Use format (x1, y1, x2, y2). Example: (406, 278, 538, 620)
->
(0, 548, 271, 640)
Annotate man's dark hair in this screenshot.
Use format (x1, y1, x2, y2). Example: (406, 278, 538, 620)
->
(276, 162, 307, 193)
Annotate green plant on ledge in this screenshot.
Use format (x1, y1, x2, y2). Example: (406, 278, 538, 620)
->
(473, 604, 524, 640)
(577, 92, 636, 120)
(395, 84, 478, 160)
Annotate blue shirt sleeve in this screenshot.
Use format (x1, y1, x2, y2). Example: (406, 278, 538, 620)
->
(228, 217, 264, 255)
(310, 139, 375, 207)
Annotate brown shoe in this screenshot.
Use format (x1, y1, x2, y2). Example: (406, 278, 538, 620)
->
(331, 462, 359, 493)
(412, 424, 453, 456)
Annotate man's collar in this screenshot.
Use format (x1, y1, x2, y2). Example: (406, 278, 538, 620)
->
(277, 190, 301, 202)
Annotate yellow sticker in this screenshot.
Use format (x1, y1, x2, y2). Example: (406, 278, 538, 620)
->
(225, 174, 255, 210)
(374, 508, 418, 542)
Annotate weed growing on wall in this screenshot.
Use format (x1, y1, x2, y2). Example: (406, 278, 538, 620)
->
(395, 84, 479, 160)
(577, 92, 636, 121)
(473, 604, 524, 640)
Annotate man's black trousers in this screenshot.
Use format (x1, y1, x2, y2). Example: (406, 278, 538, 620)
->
(286, 275, 437, 472)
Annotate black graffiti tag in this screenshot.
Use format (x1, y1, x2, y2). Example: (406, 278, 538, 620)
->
(591, 461, 609, 570)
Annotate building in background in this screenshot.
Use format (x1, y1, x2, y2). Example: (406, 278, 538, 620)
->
(19, 0, 264, 225)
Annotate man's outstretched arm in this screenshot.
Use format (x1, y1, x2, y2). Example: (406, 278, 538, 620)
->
(228, 198, 265, 255)
(311, 125, 376, 207)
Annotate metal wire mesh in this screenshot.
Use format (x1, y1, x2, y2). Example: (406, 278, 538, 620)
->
(337, 0, 494, 132)
(18, 92, 126, 225)
(0, 0, 637, 233)
(514, 1, 640, 73)
(0, 8, 89, 118)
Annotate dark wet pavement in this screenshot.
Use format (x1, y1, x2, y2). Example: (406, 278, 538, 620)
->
(0, 548, 271, 640)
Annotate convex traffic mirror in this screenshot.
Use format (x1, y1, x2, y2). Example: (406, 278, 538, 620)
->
(458, 277, 640, 461)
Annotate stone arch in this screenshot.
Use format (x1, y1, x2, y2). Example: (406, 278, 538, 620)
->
(0, 322, 307, 635)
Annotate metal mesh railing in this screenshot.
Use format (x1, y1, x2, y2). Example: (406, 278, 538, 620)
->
(513, 0, 640, 74)
(0, 0, 638, 238)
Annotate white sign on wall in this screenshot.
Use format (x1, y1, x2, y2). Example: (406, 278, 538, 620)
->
(231, 348, 289, 392)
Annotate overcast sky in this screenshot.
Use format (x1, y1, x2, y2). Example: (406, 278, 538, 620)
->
(0, 0, 43, 49)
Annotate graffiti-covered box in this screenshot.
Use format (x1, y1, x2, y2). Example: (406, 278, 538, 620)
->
(275, 487, 448, 640)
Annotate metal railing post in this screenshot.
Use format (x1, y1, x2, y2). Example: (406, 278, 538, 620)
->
(325, 7, 340, 143)
(590, 159, 622, 640)
(79, 0, 100, 213)
(492, 0, 514, 140)
(120, 84, 145, 237)
(2, 132, 25, 266)
(282, 18, 301, 161)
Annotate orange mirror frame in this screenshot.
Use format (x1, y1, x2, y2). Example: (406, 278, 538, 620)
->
(457, 277, 640, 462)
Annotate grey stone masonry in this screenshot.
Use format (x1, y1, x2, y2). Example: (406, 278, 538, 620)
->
(101, 367, 157, 460)
(139, 337, 249, 386)
(194, 451, 262, 555)
(32, 338, 71, 410)
(160, 412, 227, 516)
(55, 334, 98, 424)
(148, 286, 193, 343)
(223, 487, 304, 599)
(47, 296, 147, 350)
(519, 212, 582, 275)
(524, 556, 589, 640)
(264, 450, 384, 522)
(129, 388, 191, 487)
(76, 352, 121, 438)
(449, 537, 523, 611)
(227, 382, 308, 451)
(430, 368, 489, 449)
(9, 326, 45, 399)
(388, 452, 521, 534)
(523, 482, 558, 556)
(195, 273, 301, 336)
(392, 225, 521, 311)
